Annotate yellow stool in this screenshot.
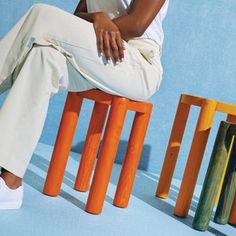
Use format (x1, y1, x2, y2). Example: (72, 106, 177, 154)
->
(156, 94, 236, 217)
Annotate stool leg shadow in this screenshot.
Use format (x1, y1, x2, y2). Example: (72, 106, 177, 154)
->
(26, 153, 231, 235)
(71, 140, 152, 171)
(24, 154, 86, 210)
(108, 168, 232, 236)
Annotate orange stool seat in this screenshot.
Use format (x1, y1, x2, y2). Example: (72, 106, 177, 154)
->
(156, 93, 236, 219)
(43, 89, 152, 214)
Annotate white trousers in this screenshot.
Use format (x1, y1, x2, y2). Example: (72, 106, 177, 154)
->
(0, 4, 163, 178)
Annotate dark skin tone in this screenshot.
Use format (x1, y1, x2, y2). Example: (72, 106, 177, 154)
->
(1, 0, 166, 189)
(75, 0, 166, 63)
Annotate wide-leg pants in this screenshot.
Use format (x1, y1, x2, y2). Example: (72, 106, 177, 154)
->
(0, 3, 163, 178)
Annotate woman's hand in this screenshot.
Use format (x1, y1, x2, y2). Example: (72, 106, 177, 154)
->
(93, 12, 125, 64)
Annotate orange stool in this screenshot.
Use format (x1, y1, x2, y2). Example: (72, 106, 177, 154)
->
(43, 89, 152, 214)
(229, 195, 236, 225)
(156, 94, 236, 217)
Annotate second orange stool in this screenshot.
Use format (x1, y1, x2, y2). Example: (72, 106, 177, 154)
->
(43, 89, 152, 214)
(156, 94, 236, 217)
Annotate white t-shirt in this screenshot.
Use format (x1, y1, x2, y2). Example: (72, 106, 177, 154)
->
(86, 0, 169, 47)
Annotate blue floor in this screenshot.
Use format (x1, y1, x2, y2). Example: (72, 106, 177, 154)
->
(0, 142, 235, 236)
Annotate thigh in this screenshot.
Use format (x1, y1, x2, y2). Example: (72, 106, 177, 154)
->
(31, 4, 162, 100)
(1, 3, 161, 100)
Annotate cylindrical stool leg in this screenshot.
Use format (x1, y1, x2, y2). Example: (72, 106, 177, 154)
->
(85, 97, 128, 214)
(226, 114, 236, 123)
(192, 122, 234, 231)
(228, 194, 236, 225)
(43, 92, 83, 196)
(113, 104, 152, 208)
(214, 131, 236, 224)
(213, 114, 236, 207)
(74, 102, 108, 192)
(156, 95, 190, 199)
(174, 99, 217, 217)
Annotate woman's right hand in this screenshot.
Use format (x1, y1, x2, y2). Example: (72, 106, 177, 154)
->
(93, 12, 125, 64)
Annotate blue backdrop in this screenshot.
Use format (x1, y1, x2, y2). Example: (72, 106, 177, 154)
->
(1, 0, 236, 184)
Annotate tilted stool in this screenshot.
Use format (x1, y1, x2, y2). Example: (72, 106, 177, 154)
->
(192, 121, 236, 231)
(43, 89, 152, 214)
(155, 94, 236, 217)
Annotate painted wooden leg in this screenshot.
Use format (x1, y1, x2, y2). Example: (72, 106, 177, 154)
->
(43, 92, 83, 196)
(226, 114, 236, 123)
(192, 121, 234, 231)
(174, 99, 217, 217)
(228, 194, 236, 225)
(156, 95, 191, 199)
(113, 104, 153, 208)
(74, 102, 108, 192)
(214, 114, 236, 206)
(214, 126, 236, 224)
(85, 97, 128, 214)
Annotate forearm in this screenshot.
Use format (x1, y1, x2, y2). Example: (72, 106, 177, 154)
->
(74, 0, 87, 14)
(112, 15, 142, 41)
(113, 0, 166, 41)
(75, 12, 97, 23)
(74, 11, 140, 41)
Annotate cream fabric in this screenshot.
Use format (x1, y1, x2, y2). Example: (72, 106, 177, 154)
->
(0, 3, 163, 177)
(0, 3, 163, 100)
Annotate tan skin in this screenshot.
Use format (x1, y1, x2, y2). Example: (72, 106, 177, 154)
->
(0, 0, 166, 189)
(75, 0, 166, 63)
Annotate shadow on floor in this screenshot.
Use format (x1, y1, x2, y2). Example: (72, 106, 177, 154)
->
(26, 153, 232, 236)
(24, 154, 86, 211)
(71, 140, 152, 171)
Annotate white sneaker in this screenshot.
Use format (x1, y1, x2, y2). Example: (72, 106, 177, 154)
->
(0, 177, 23, 209)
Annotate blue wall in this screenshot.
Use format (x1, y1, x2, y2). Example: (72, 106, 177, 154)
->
(1, 0, 236, 184)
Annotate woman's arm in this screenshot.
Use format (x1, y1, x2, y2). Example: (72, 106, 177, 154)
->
(74, 0, 96, 22)
(74, 0, 87, 14)
(113, 0, 166, 40)
(73, 0, 166, 63)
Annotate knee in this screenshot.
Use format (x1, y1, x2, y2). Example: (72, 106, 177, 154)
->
(31, 3, 49, 13)
(30, 3, 55, 19)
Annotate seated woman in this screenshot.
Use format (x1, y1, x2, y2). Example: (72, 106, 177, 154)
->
(0, 0, 169, 209)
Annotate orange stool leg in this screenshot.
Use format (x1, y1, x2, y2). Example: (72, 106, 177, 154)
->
(85, 97, 128, 214)
(43, 92, 83, 196)
(156, 96, 191, 198)
(113, 104, 153, 208)
(229, 194, 236, 225)
(227, 114, 236, 123)
(174, 99, 217, 217)
(74, 102, 109, 192)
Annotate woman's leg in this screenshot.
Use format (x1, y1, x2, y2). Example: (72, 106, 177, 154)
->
(0, 3, 162, 101)
(0, 46, 72, 182)
(0, 2, 162, 193)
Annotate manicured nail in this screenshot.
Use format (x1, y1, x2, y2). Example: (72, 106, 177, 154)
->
(115, 61, 120, 65)
(120, 58, 124, 62)
(99, 52, 103, 57)
(107, 59, 112, 64)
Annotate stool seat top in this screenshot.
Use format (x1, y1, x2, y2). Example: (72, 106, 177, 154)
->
(181, 94, 236, 115)
(73, 89, 153, 113)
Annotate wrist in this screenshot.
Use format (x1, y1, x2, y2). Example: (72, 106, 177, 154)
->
(93, 12, 109, 21)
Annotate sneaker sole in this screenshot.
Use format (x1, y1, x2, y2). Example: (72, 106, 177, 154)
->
(0, 201, 22, 210)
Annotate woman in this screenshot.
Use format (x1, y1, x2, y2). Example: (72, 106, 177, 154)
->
(0, 0, 169, 209)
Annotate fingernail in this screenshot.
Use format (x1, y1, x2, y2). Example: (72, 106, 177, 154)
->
(115, 61, 120, 65)
(107, 59, 112, 64)
(120, 58, 124, 62)
(99, 52, 103, 57)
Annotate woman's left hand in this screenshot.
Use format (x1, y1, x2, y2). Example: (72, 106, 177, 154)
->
(93, 12, 125, 64)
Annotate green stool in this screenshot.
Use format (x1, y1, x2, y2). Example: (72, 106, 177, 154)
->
(192, 121, 236, 231)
